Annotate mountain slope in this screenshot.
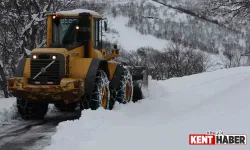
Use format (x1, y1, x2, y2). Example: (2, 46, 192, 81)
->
(101, 0, 248, 71)
(104, 16, 168, 51)
(43, 67, 250, 150)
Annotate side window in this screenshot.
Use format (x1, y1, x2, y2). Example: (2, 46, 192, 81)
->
(94, 19, 100, 49)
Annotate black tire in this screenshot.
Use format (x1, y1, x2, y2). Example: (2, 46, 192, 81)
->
(54, 102, 78, 112)
(110, 66, 133, 104)
(86, 70, 111, 110)
(16, 98, 48, 120)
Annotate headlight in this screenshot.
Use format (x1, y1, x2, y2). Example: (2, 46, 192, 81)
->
(52, 56, 57, 60)
(32, 55, 37, 59)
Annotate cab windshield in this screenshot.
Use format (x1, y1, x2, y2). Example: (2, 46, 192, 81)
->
(52, 17, 90, 47)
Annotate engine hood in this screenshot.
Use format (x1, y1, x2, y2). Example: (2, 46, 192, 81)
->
(32, 48, 68, 57)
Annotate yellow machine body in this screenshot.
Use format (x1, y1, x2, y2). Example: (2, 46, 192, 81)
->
(7, 9, 120, 104)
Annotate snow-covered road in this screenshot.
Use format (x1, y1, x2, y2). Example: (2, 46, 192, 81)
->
(0, 109, 81, 150)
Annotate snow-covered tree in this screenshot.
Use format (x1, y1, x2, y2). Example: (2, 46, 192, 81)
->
(0, 0, 79, 97)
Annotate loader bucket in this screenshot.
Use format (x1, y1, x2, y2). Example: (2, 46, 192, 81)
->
(127, 66, 148, 102)
(130, 66, 148, 87)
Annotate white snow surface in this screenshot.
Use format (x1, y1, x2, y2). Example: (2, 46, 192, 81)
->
(44, 67, 250, 150)
(104, 16, 169, 51)
(0, 98, 56, 126)
(0, 98, 19, 125)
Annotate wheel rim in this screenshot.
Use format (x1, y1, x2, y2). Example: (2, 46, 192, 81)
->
(101, 87, 108, 108)
(125, 81, 132, 102)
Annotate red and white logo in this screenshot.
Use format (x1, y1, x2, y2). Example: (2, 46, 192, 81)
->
(189, 131, 247, 145)
(189, 134, 216, 145)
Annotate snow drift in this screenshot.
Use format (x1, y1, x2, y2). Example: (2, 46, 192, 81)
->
(0, 98, 19, 126)
(44, 67, 250, 150)
(0, 98, 57, 126)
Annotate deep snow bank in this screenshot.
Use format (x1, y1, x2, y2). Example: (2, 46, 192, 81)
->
(0, 98, 57, 126)
(45, 67, 250, 150)
(0, 98, 19, 126)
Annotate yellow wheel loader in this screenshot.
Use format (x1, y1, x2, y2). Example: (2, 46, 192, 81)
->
(7, 9, 148, 120)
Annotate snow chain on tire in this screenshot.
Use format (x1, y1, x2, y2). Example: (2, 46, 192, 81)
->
(86, 70, 111, 110)
(110, 66, 133, 104)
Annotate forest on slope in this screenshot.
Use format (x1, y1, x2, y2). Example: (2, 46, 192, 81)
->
(0, 0, 250, 97)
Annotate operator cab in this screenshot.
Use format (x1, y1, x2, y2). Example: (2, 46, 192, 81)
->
(47, 9, 107, 52)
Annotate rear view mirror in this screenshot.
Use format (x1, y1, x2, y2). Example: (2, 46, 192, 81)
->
(104, 21, 107, 31)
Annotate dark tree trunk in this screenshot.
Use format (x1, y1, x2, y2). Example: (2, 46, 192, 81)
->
(0, 64, 8, 98)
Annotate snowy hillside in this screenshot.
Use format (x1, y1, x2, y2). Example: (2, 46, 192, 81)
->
(101, 0, 248, 71)
(43, 67, 250, 150)
(103, 0, 189, 51)
(103, 15, 226, 71)
(104, 16, 168, 51)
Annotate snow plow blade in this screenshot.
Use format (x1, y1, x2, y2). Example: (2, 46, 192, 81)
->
(128, 66, 148, 102)
(130, 66, 148, 87)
